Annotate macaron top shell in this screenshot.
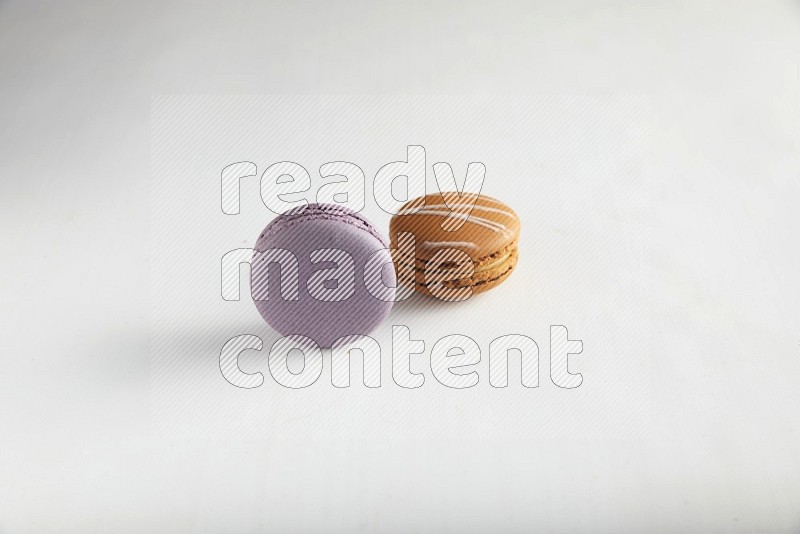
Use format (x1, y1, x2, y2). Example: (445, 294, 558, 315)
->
(252, 203, 394, 347)
(389, 192, 521, 263)
(259, 203, 388, 249)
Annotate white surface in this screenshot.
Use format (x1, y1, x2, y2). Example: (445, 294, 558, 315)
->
(150, 94, 651, 441)
(1, 1, 799, 532)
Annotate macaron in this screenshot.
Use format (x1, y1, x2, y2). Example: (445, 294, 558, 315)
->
(389, 192, 520, 298)
(251, 203, 395, 347)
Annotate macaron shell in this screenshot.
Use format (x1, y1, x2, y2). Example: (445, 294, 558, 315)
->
(260, 203, 388, 247)
(389, 192, 520, 264)
(408, 242, 518, 297)
(252, 205, 394, 347)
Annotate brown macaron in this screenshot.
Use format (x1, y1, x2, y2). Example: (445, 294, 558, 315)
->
(389, 192, 520, 299)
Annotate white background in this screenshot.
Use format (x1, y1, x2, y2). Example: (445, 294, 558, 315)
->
(151, 94, 651, 439)
(1, 1, 799, 532)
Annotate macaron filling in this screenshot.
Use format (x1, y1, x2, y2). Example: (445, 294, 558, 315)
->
(391, 241, 517, 273)
(392, 241, 518, 289)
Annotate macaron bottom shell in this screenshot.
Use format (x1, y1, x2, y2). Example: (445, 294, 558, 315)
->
(396, 241, 519, 298)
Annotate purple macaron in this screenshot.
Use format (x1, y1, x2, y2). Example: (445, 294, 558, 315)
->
(251, 203, 395, 347)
